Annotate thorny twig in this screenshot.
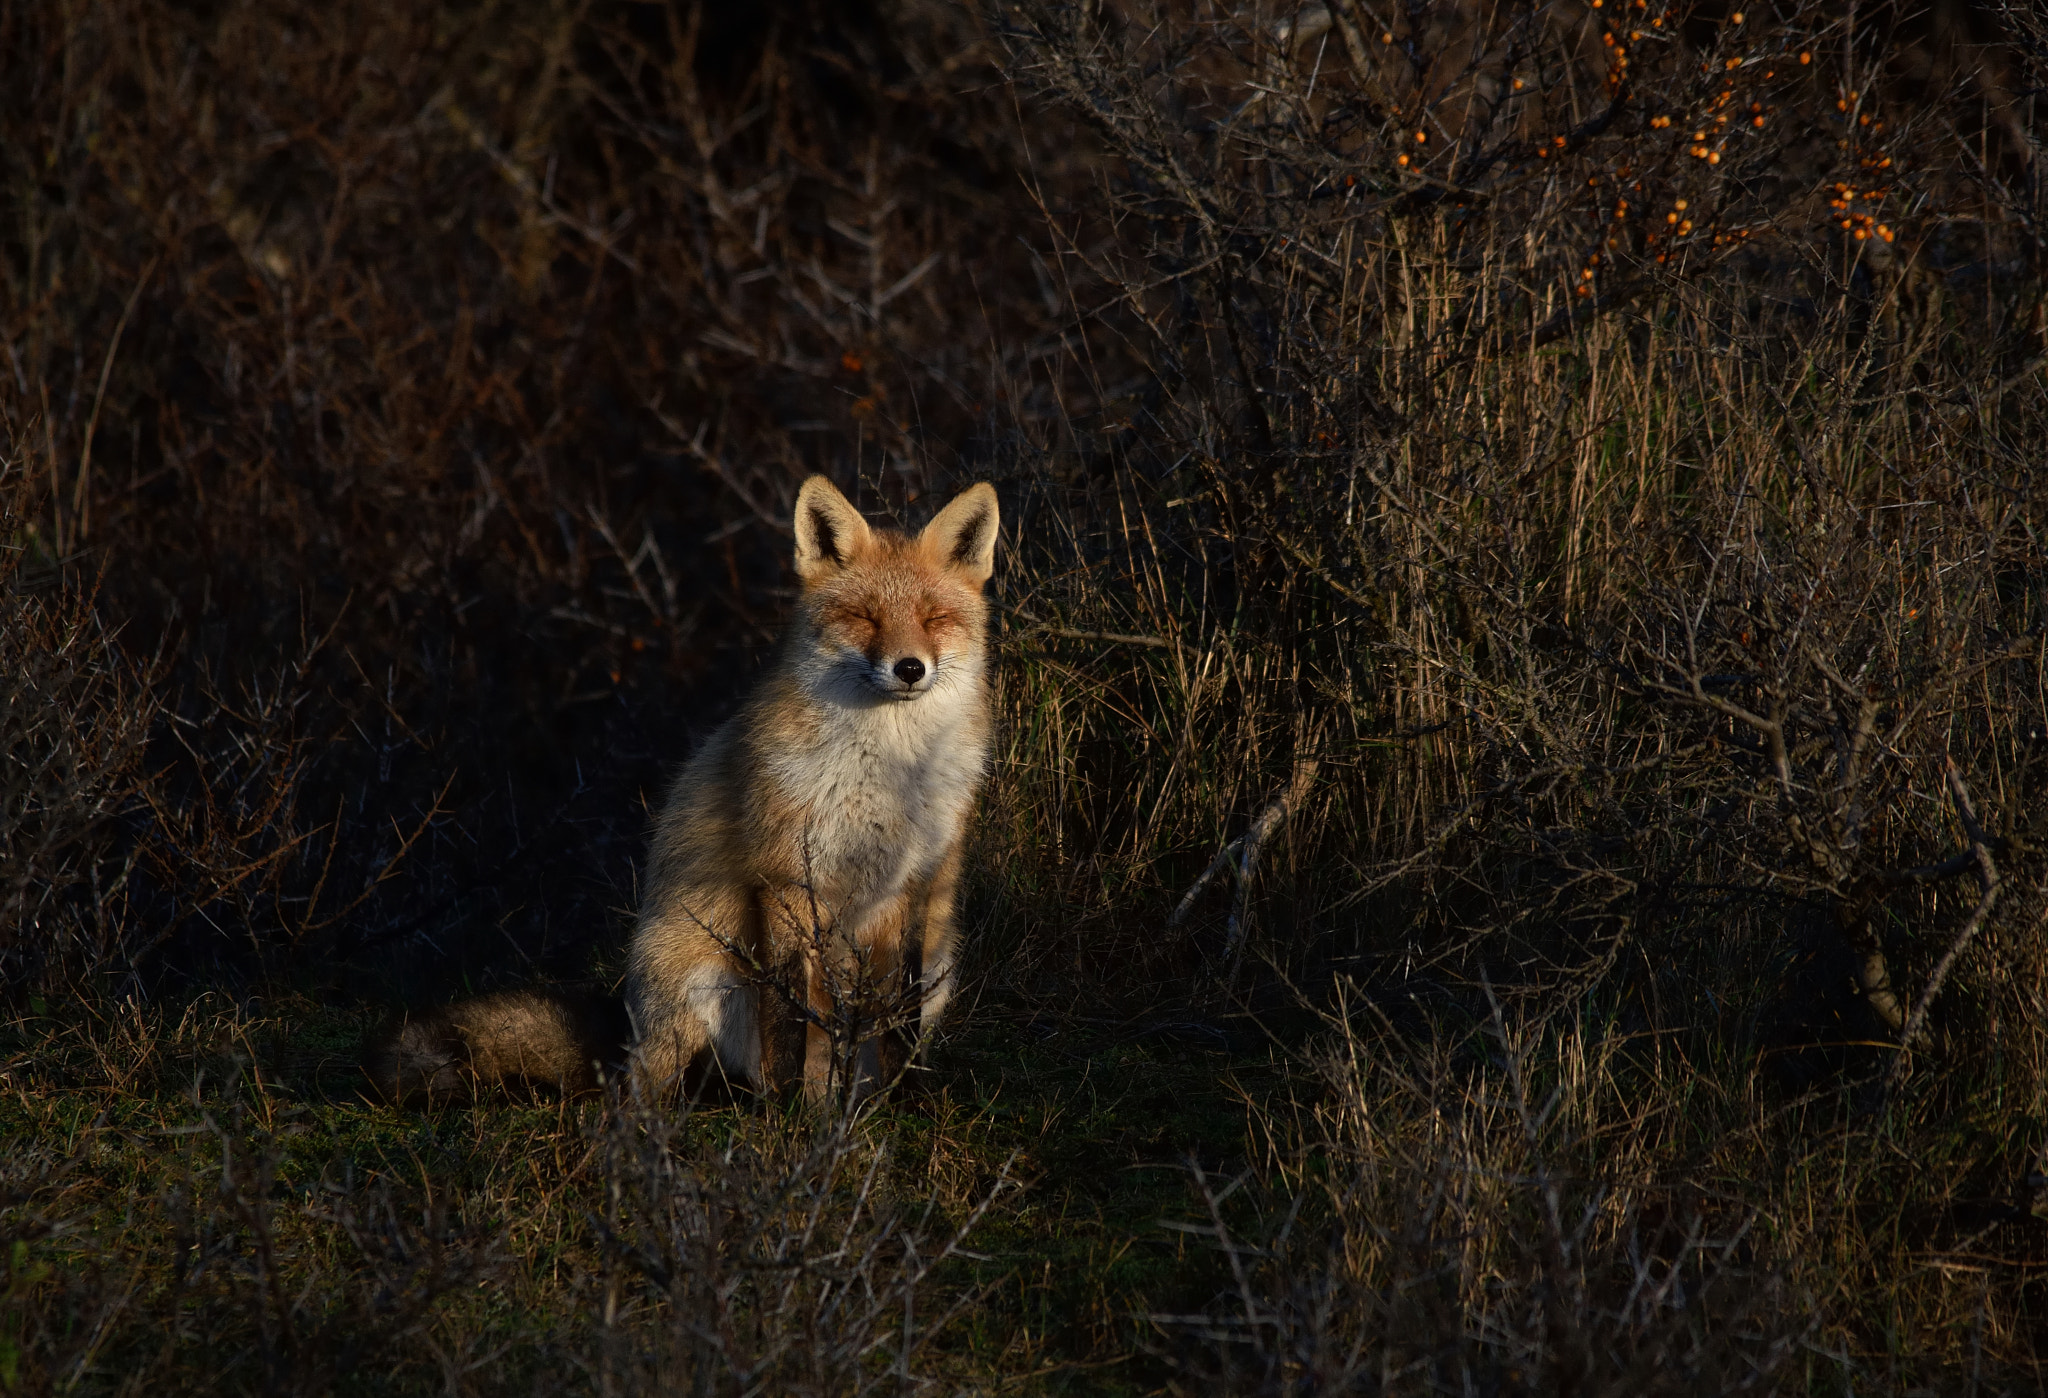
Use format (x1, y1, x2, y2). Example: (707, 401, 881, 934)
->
(1892, 761, 2004, 1073)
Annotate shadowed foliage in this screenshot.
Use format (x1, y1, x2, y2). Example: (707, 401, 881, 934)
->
(4, 0, 2047, 1391)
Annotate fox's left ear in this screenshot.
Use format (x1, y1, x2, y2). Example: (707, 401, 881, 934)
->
(793, 475, 874, 581)
(918, 483, 1000, 584)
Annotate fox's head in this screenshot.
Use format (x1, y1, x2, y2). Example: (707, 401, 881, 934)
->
(788, 476, 999, 705)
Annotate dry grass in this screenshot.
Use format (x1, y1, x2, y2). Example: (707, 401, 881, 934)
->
(1, 991, 1252, 1394)
(5, 0, 2048, 1392)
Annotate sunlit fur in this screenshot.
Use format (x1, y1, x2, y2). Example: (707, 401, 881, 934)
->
(627, 476, 998, 1101)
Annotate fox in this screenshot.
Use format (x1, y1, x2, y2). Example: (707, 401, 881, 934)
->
(365, 475, 999, 1106)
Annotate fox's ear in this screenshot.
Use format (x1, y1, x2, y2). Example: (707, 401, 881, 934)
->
(792, 476, 873, 581)
(918, 482, 999, 584)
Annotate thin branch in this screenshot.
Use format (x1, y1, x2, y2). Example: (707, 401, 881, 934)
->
(1168, 757, 1321, 961)
(1892, 762, 2003, 1069)
(72, 253, 159, 549)
(1008, 608, 1174, 650)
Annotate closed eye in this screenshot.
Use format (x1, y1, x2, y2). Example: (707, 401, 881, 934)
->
(830, 610, 879, 642)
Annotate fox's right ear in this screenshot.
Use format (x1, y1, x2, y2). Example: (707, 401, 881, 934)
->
(918, 481, 999, 585)
(792, 476, 873, 581)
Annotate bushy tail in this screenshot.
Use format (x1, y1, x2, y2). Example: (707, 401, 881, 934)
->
(362, 988, 631, 1105)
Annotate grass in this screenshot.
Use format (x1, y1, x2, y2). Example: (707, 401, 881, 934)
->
(6, 0, 2048, 1390)
(2, 995, 1279, 1393)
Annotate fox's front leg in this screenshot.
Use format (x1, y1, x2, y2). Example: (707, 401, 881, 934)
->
(754, 914, 813, 1100)
(875, 842, 966, 1089)
(762, 885, 864, 1102)
(916, 841, 965, 1032)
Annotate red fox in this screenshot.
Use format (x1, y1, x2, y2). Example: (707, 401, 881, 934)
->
(365, 476, 998, 1105)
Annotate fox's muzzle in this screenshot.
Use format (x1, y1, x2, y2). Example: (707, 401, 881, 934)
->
(875, 652, 936, 699)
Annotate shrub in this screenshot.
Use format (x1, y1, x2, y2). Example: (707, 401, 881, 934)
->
(0, 467, 157, 995)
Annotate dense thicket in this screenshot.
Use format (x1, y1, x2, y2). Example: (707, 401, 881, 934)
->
(1, 0, 1072, 997)
(5, 1, 2047, 1391)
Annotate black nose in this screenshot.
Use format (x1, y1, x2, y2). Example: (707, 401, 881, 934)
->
(893, 657, 926, 686)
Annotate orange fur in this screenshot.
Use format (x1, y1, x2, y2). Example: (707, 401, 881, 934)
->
(364, 477, 999, 1108)
(627, 476, 998, 1101)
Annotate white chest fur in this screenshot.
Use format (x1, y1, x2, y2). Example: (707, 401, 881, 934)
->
(765, 684, 987, 930)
